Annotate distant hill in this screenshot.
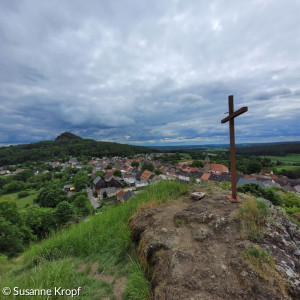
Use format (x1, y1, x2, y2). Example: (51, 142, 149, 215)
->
(236, 141, 300, 156)
(0, 132, 155, 165)
(151, 141, 300, 156)
(55, 131, 83, 142)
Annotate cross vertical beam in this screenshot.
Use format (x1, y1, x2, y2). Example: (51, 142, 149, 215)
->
(229, 96, 237, 200)
(221, 95, 248, 202)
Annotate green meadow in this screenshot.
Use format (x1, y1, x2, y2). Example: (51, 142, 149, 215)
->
(0, 190, 38, 208)
(262, 154, 300, 164)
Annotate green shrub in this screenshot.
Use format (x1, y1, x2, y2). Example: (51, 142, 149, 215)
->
(246, 247, 269, 260)
(237, 183, 282, 206)
(18, 191, 30, 198)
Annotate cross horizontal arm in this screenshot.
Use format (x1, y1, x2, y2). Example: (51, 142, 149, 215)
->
(221, 107, 248, 123)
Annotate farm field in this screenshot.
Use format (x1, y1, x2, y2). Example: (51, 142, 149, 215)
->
(262, 155, 300, 164)
(0, 190, 38, 208)
(276, 166, 300, 172)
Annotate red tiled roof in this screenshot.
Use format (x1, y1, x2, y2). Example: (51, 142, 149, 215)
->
(104, 172, 113, 180)
(117, 189, 126, 199)
(140, 170, 152, 181)
(209, 164, 228, 173)
(201, 173, 211, 180)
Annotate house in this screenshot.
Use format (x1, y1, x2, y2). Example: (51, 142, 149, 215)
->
(93, 176, 106, 190)
(140, 170, 153, 181)
(263, 180, 281, 188)
(294, 185, 300, 194)
(177, 171, 190, 182)
(124, 165, 133, 172)
(135, 180, 149, 188)
(106, 177, 122, 189)
(209, 164, 229, 174)
(99, 187, 117, 200)
(51, 161, 60, 167)
(260, 169, 273, 176)
(201, 173, 211, 181)
(0, 170, 10, 175)
(104, 172, 113, 182)
(116, 190, 134, 203)
(237, 178, 265, 189)
(123, 174, 136, 185)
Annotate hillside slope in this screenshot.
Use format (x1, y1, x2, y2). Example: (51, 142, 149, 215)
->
(130, 187, 300, 299)
(0, 132, 154, 165)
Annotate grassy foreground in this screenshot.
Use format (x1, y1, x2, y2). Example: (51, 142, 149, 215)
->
(0, 181, 188, 300)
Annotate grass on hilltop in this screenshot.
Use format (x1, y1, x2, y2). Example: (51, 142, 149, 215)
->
(0, 181, 188, 300)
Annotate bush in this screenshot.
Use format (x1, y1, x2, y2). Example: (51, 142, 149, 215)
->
(2, 181, 25, 194)
(246, 246, 269, 260)
(237, 183, 282, 206)
(18, 191, 30, 198)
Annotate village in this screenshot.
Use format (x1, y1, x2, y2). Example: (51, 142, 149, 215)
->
(40, 153, 300, 207)
(1, 151, 300, 208)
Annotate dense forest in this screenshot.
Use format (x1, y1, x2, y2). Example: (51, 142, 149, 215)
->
(236, 142, 300, 156)
(0, 132, 155, 165)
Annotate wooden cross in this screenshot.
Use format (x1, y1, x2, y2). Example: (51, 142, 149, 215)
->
(221, 95, 248, 202)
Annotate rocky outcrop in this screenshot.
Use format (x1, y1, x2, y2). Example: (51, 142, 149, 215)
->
(130, 189, 300, 300)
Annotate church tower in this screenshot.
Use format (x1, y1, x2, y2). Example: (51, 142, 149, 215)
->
(204, 152, 210, 172)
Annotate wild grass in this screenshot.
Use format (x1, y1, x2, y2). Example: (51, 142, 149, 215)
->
(238, 197, 270, 241)
(1, 181, 187, 300)
(0, 189, 38, 208)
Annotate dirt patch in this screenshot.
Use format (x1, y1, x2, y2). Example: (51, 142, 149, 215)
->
(93, 273, 115, 284)
(76, 263, 87, 273)
(114, 276, 127, 300)
(130, 188, 300, 300)
(89, 262, 99, 275)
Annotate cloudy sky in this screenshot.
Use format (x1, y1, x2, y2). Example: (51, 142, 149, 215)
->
(0, 0, 300, 146)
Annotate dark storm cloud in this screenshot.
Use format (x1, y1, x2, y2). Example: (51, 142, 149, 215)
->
(0, 0, 300, 146)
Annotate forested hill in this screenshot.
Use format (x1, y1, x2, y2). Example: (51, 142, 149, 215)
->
(0, 132, 155, 165)
(236, 142, 300, 156)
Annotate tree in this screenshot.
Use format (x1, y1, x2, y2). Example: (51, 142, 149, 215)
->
(154, 168, 162, 175)
(73, 195, 93, 217)
(131, 161, 140, 168)
(55, 201, 74, 224)
(15, 169, 34, 182)
(74, 171, 89, 191)
(246, 161, 262, 174)
(191, 160, 204, 168)
(141, 162, 155, 172)
(35, 186, 68, 208)
(96, 170, 105, 178)
(0, 201, 22, 226)
(0, 217, 24, 257)
(113, 170, 122, 177)
(74, 177, 87, 191)
(2, 180, 25, 194)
